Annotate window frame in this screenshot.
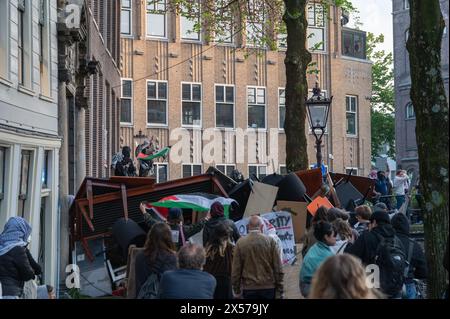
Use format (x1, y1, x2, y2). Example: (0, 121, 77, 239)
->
(345, 95, 358, 137)
(181, 82, 202, 128)
(307, 2, 326, 52)
(145, 0, 167, 39)
(403, 0, 410, 10)
(279, 164, 288, 175)
(120, 78, 133, 126)
(121, 0, 133, 36)
(247, 86, 267, 130)
(154, 162, 169, 183)
(0, 0, 10, 80)
(248, 164, 267, 180)
(181, 163, 203, 178)
(215, 164, 236, 177)
(146, 79, 168, 127)
(18, 148, 33, 221)
(245, 1, 265, 48)
(180, 0, 202, 42)
(405, 102, 415, 120)
(0, 146, 6, 203)
(214, 84, 235, 129)
(278, 87, 286, 130)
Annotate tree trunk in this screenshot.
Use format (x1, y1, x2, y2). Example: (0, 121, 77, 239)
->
(406, 0, 449, 299)
(283, 0, 311, 172)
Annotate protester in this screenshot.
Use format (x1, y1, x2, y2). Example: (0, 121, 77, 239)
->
(331, 219, 354, 254)
(135, 223, 177, 298)
(393, 170, 410, 210)
(301, 206, 329, 257)
(158, 243, 216, 299)
(353, 205, 372, 236)
(203, 202, 240, 246)
(204, 223, 234, 299)
(374, 171, 392, 210)
(309, 254, 381, 299)
(113, 146, 136, 176)
(231, 215, 284, 299)
(391, 213, 427, 299)
(140, 203, 209, 249)
(299, 221, 336, 298)
(345, 210, 407, 298)
(0, 217, 41, 299)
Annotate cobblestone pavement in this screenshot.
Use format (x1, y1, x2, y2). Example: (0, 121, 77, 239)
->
(283, 244, 304, 299)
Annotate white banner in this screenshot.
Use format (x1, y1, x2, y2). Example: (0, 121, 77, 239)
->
(234, 211, 296, 265)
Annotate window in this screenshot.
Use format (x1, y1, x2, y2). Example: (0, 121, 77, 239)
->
(41, 150, 50, 189)
(147, 80, 168, 126)
(18, 1, 25, 85)
(279, 165, 288, 175)
(182, 83, 202, 127)
(146, 0, 166, 37)
(0, 1, 9, 78)
(39, 0, 50, 96)
(180, 0, 201, 41)
(155, 163, 168, 183)
(342, 28, 367, 60)
(346, 96, 358, 136)
(248, 165, 267, 180)
(403, 0, 410, 10)
(345, 167, 358, 176)
(182, 164, 202, 178)
(216, 164, 235, 177)
(406, 102, 415, 119)
(247, 87, 266, 129)
(215, 85, 234, 128)
(18, 150, 32, 220)
(246, 0, 264, 47)
(279, 88, 286, 129)
(307, 3, 325, 51)
(0, 147, 5, 204)
(121, 0, 132, 35)
(120, 79, 132, 124)
(214, 0, 233, 44)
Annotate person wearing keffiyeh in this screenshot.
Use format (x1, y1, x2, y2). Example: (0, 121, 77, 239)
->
(0, 217, 41, 299)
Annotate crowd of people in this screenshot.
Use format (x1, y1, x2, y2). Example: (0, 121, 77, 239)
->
(0, 196, 441, 300)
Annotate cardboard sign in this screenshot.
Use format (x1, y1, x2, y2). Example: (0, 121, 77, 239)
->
(306, 196, 334, 216)
(188, 229, 204, 246)
(234, 211, 296, 265)
(276, 200, 308, 244)
(243, 182, 278, 218)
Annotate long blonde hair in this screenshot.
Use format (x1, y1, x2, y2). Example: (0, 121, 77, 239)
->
(309, 254, 382, 299)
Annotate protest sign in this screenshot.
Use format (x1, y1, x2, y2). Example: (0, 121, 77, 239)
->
(276, 201, 308, 244)
(234, 211, 296, 264)
(243, 182, 278, 218)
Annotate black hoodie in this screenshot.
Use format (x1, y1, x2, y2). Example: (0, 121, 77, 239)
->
(345, 223, 398, 265)
(391, 213, 427, 281)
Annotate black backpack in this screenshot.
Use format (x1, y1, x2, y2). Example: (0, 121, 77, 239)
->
(372, 233, 407, 297)
(137, 273, 159, 299)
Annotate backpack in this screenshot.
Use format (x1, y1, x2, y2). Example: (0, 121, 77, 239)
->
(137, 273, 159, 299)
(372, 233, 407, 297)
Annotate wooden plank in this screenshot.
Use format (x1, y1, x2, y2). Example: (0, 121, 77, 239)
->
(121, 184, 128, 220)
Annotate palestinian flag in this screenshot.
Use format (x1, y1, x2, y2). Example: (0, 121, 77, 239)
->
(137, 146, 171, 161)
(150, 194, 237, 218)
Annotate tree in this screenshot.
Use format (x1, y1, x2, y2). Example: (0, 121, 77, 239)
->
(170, 0, 355, 172)
(366, 33, 395, 160)
(406, 0, 449, 298)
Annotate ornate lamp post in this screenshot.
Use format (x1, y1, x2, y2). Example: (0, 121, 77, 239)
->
(306, 83, 333, 168)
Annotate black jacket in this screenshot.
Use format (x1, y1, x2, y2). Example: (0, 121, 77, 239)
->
(391, 214, 427, 281)
(134, 250, 177, 297)
(0, 246, 41, 297)
(345, 223, 400, 265)
(203, 217, 241, 246)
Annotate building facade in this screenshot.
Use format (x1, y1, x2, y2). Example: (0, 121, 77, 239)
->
(393, 0, 449, 183)
(0, 0, 60, 286)
(119, 1, 372, 182)
(57, 0, 121, 291)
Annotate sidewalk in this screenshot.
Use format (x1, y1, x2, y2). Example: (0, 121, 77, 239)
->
(283, 244, 304, 299)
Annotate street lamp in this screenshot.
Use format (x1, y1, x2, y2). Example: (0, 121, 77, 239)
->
(306, 83, 333, 168)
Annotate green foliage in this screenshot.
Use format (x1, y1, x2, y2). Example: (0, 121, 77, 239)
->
(366, 32, 395, 160)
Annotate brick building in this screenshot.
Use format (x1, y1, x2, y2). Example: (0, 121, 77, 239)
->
(119, 1, 372, 182)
